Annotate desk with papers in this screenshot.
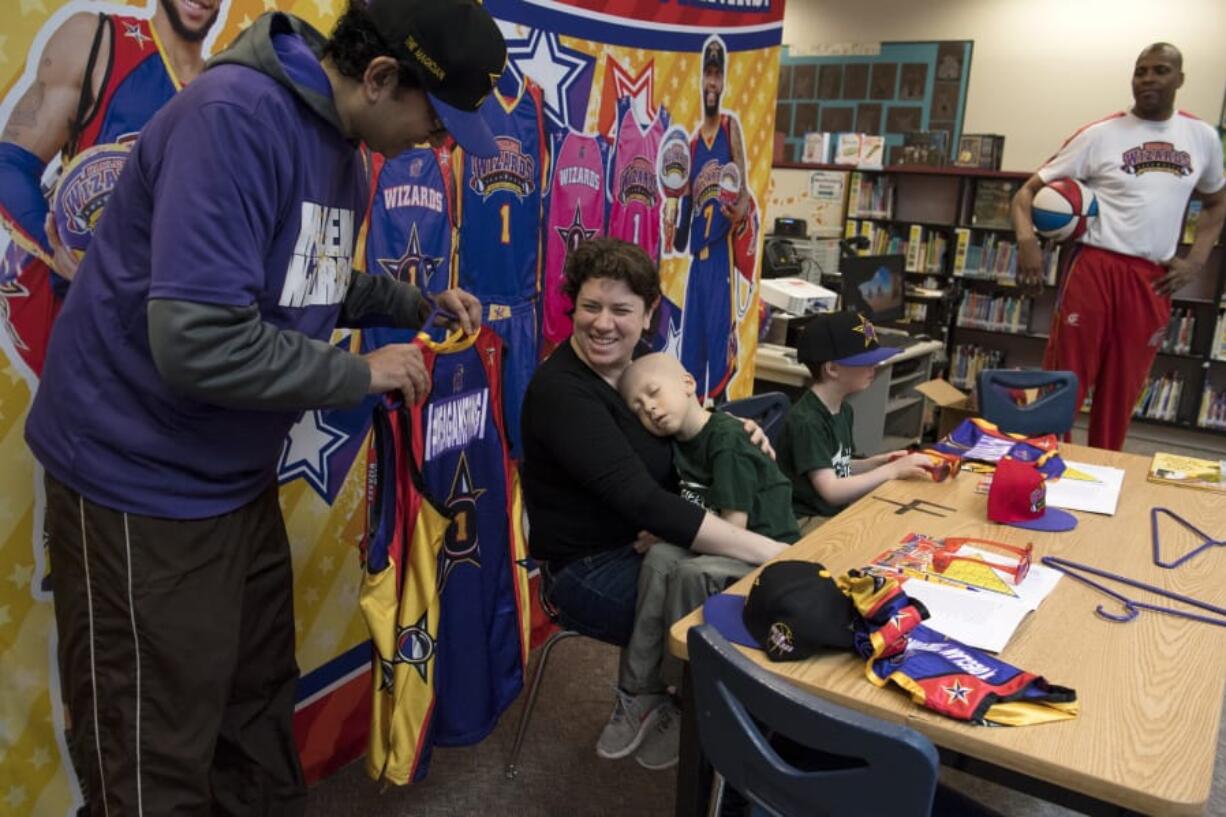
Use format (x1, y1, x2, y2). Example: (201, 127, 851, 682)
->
(669, 443, 1226, 817)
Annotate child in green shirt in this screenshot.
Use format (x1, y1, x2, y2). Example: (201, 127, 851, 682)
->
(601, 352, 798, 771)
(777, 311, 931, 532)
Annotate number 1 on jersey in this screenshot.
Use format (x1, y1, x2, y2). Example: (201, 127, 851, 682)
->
(632, 212, 641, 244)
(500, 203, 511, 245)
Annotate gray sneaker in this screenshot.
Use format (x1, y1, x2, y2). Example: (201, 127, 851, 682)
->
(596, 688, 668, 759)
(635, 701, 680, 770)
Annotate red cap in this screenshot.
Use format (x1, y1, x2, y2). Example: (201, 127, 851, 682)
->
(988, 458, 1077, 532)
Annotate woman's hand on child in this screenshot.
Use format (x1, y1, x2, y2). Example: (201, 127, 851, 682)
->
(736, 417, 776, 460)
(632, 530, 662, 554)
(889, 452, 932, 480)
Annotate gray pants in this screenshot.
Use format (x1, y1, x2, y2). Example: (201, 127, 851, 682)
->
(618, 544, 753, 694)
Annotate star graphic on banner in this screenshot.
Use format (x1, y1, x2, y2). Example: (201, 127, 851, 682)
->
(0, 605, 11, 628)
(0, 35, 9, 67)
(278, 410, 348, 497)
(664, 316, 684, 359)
(29, 747, 50, 770)
(262, 0, 277, 10)
(504, 28, 590, 129)
(239, 13, 253, 30)
(4, 785, 26, 809)
(941, 680, 972, 705)
(377, 223, 443, 290)
(318, 555, 335, 574)
(7, 562, 32, 589)
(311, 0, 332, 19)
(12, 667, 38, 692)
(302, 587, 320, 606)
(554, 203, 596, 256)
(122, 21, 151, 50)
(20, 0, 46, 16)
(598, 57, 656, 136)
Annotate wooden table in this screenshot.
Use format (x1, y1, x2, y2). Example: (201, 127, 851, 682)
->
(669, 444, 1226, 816)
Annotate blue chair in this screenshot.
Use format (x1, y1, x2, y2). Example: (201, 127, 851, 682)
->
(718, 392, 792, 448)
(976, 369, 1079, 437)
(687, 624, 999, 817)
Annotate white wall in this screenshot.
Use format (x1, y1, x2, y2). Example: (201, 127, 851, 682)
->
(783, 0, 1226, 171)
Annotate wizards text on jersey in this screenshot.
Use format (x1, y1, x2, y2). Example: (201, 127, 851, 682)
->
(618, 157, 659, 207)
(469, 136, 536, 201)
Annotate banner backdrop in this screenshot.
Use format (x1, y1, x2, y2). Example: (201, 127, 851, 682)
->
(0, 0, 783, 812)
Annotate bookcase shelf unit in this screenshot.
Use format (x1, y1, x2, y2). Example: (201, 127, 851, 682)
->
(769, 161, 1226, 435)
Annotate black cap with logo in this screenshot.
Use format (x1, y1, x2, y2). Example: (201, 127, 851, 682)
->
(796, 309, 900, 368)
(741, 560, 856, 662)
(366, 0, 507, 157)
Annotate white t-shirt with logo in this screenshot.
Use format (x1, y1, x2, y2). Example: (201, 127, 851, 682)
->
(1039, 111, 1225, 263)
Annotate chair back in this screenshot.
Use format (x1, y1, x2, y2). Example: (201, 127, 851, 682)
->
(976, 369, 1079, 437)
(687, 624, 939, 817)
(717, 392, 792, 448)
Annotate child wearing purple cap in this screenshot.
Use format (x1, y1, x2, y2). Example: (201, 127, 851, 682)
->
(778, 311, 932, 532)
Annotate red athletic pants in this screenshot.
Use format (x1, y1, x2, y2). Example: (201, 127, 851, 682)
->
(1043, 245, 1169, 451)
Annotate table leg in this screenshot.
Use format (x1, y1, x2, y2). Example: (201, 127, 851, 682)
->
(675, 663, 713, 817)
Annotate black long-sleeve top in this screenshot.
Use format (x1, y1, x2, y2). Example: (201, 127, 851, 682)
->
(521, 342, 706, 567)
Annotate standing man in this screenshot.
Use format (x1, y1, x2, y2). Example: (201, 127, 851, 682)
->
(670, 36, 751, 404)
(24, 0, 502, 813)
(1011, 43, 1226, 450)
(0, 0, 224, 374)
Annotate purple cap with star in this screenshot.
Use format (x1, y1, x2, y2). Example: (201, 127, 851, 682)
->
(796, 309, 901, 368)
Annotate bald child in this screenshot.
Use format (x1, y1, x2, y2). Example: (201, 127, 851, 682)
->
(605, 353, 798, 770)
(620, 352, 800, 542)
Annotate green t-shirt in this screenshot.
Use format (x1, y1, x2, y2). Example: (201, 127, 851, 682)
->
(672, 412, 800, 544)
(777, 389, 855, 518)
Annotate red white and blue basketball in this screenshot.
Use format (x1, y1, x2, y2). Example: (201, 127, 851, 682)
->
(657, 127, 690, 198)
(1031, 177, 1098, 242)
(52, 142, 131, 258)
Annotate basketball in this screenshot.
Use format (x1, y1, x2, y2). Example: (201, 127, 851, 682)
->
(1031, 177, 1098, 242)
(52, 142, 131, 258)
(657, 126, 690, 198)
(718, 162, 741, 207)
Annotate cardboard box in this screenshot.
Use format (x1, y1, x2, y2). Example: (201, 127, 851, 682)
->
(760, 277, 838, 316)
(915, 378, 978, 439)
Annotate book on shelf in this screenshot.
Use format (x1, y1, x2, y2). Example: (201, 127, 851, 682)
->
(1161, 308, 1196, 355)
(847, 171, 894, 218)
(1213, 308, 1226, 360)
(835, 133, 863, 165)
(897, 131, 949, 166)
(956, 292, 1032, 333)
(955, 133, 1005, 170)
(949, 344, 1005, 389)
(860, 135, 885, 169)
(1200, 385, 1226, 430)
(1133, 372, 1184, 422)
(971, 179, 1018, 229)
(905, 225, 925, 271)
(802, 131, 837, 164)
(1183, 200, 1202, 244)
(952, 228, 972, 276)
(1147, 452, 1226, 493)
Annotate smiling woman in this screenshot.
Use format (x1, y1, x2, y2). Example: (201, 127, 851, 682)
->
(520, 235, 791, 762)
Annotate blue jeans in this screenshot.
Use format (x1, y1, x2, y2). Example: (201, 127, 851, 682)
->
(543, 545, 643, 647)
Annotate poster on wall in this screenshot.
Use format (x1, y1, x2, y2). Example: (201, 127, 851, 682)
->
(0, 0, 784, 811)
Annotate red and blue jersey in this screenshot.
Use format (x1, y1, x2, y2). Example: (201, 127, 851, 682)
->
(931, 418, 1066, 480)
(456, 81, 546, 303)
(361, 325, 530, 784)
(0, 14, 181, 375)
(688, 115, 733, 254)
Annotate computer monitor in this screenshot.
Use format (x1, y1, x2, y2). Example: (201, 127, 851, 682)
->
(840, 254, 906, 324)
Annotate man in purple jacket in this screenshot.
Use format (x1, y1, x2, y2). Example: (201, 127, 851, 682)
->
(24, 1, 504, 813)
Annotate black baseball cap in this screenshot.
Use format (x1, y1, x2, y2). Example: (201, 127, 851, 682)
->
(366, 0, 506, 157)
(722, 561, 856, 662)
(797, 310, 900, 368)
(703, 37, 725, 72)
